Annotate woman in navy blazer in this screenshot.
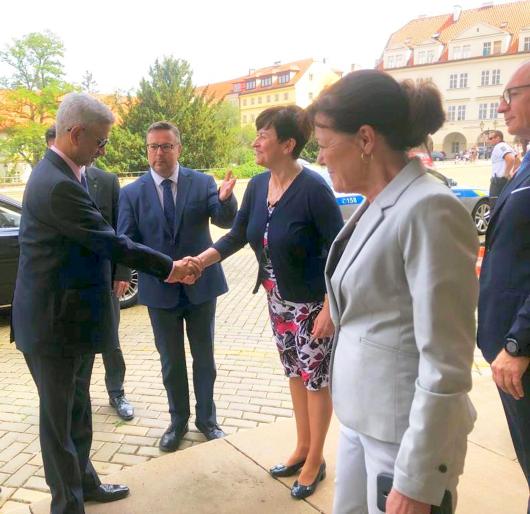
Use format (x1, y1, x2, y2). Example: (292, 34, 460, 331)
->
(196, 106, 343, 499)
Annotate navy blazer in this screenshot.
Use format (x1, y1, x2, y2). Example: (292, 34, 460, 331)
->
(118, 167, 237, 308)
(12, 150, 173, 357)
(478, 152, 530, 361)
(214, 168, 343, 303)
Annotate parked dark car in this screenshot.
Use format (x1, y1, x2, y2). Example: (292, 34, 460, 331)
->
(431, 150, 446, 161)
(0, 194, 138, 308)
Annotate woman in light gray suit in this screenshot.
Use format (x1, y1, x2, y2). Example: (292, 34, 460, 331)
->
(308, 71, 479, 514)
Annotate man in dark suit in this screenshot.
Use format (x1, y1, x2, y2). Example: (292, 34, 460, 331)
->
(13, 94, 198, 514)
(478, 61, 530, 513)
(46, 126, 135, 421)
(118, 121, 237, 451)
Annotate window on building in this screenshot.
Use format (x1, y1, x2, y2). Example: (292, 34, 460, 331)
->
(242, 115, 247, 124)
(233, 83, 241, 92)
(250, 97, 255, 105)
(525, 36, 530, 52)
(257, 96, 262, 104)
(426, 50, 435, 63)
(462, 45, 471, 58)
(459, 73, 468, 88)
(242, 99, 247, 106)
(417, 51, 426, 64)
(308, 92, 313, 100)
(266, 95, 271, 102)
(483, 42, 491, 56)
(388, 55, 395, 68)
(278, 72, 290, 84)
(457, 105, 466, 121)
(284, 92, 289, 100)
(309, 73, 314, 81)
(453, 46, 461, 60)
(478, 103, 488, 120)
(274, 94, 279, 101)
(395, 54, 404, 67)
(246, 79, 256, 90)
(452, 141, 460, 154)
(481, 70, 490, 86)
(490, 102, 499, 119)
(493, 40, 502, 55)
(261, 75, 272, 87)
(251, 114, 255, 122)
(416, 77, 432, 85)
(449, 74, 458, 89)
(492, 69, 501, 85)
(448, 105, 456, 121)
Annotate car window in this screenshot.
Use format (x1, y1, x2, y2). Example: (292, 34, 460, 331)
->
(0, 202, 21, 228)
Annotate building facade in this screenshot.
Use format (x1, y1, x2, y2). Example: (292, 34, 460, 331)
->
(379, 1, 530, 157)
(198, 59, 342, 126)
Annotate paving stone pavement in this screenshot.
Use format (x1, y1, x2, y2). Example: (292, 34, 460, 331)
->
(0, 248, 293, 513)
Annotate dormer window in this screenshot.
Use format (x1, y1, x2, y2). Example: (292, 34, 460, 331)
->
(246, 79, 256, 90)
(260, 75, 272, 87)
(278, 72, 290, 84)
(524, 36, 530, 52)
(483, 42, 491, 56)
(493, 40, 502, 54)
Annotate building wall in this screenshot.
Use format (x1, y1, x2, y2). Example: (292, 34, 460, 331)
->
(239, 86, 295, 126)
(386, 53, 529, 156)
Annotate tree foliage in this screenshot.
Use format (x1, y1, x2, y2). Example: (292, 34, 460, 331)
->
(115, 57, 238, 171)
(0, 31, 74, 169)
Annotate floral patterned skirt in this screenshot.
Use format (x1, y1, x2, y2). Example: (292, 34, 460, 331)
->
(262, 277, 332, 391)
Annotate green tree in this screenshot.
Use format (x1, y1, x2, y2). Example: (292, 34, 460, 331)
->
(0, 31, 74, 169)
(117, 57, 237, 171)
(300, 135, 319, 163)
(80, 70, 97, 93)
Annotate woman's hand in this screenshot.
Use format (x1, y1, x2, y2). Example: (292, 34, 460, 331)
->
(386, 489, 431, 514)
(312, 297, 335, 339)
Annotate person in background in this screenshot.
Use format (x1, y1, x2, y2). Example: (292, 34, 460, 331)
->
(192, 106, 343, 500)
(488, 130, 517, 207)
(309, 70, 478, 514)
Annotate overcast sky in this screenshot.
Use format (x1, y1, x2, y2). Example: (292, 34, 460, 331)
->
(0, 0, 515, 93)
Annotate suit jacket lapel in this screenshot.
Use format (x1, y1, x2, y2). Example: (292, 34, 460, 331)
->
(45, 149, 78, 183)
(174, 167, 192, 237)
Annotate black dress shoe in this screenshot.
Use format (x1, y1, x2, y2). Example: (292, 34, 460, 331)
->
(109, 395, 134, 421)
(291, 461, 326, 500)
(269, 460, 306, 478)
(84, 484, 129, 503)
(159, 422, 189, 452)
(195, 423, 226, 441)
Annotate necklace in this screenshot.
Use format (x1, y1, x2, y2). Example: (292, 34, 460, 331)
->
(267, 168, 302, 206)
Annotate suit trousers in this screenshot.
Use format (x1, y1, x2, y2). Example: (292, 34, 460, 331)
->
(24, 352, 100, 514)
(497, 370, 530, 511)
(148, 299, 217, 429)
(101, 294, 126, 399)
(333, 424, 458, 514)
(489, 176, 509, 210)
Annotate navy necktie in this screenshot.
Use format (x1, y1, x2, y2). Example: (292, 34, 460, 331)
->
(80, 173, 89, 192)
(161, 179, 175, 237)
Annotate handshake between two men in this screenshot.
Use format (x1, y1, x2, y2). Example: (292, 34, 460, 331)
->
(165, 256, 204, 284)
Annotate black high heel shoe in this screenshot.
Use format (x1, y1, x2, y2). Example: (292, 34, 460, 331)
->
(269, 459, 306, 478)
(290, 461, 326, 499)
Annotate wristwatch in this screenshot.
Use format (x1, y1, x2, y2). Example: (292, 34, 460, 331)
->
(505, 338, 521, 357)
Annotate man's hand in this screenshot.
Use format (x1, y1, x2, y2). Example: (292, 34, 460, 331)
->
(113, 281, 129, 298)
(491, 349, 530, 400)
(386, 489, 430, 514)
(219, 170, 236, 202)
(165, 257, 203, 284)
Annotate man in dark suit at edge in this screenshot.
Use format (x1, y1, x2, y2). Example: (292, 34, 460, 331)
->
(46, 126, 135, 421)
(118, 121, 236, 451)
(12, 93, 200, 514)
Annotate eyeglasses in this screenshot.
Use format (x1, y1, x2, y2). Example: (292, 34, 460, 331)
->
(146, 143, 175, 153)
(501, 84, 530, 105)
(67, 127, 109, 149)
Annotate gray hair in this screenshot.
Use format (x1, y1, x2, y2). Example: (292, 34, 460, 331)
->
(56, 93, 115, 136)
(146, 121, 181, 145)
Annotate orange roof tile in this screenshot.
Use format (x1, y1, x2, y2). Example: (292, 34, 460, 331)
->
(385, 0, 530, 66)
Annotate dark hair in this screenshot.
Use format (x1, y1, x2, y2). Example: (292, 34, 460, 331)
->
(255, 106, 311, 159)
(146, 121, 181, 144)
(490, 130, 504, 141)
(308, 70, 445, 151)
(45, 125, 56, 144)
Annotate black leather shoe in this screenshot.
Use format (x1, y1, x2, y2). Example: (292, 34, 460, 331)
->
(159, 422, 189, 452)
(291, 461, 326, 500)
(195, 422, 226, 440)
(109, 395, 134, 421)
(84, 484, 129, 503)
(269, 460, 306, 478)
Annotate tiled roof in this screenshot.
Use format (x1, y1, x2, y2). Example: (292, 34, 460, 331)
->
(197, 58, 317, 98)
(384, 0, 530, 66)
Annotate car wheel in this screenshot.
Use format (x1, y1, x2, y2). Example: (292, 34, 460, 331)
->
(472, 198, 490, 236)
(119, 269, 138, 309)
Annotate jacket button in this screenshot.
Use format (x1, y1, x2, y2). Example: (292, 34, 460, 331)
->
(438, 464, 447, 473)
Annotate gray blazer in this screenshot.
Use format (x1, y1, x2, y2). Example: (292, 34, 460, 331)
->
(326, 159, 478, 505)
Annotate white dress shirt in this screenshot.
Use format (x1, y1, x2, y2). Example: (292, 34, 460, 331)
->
(150, 165, 179, 210)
